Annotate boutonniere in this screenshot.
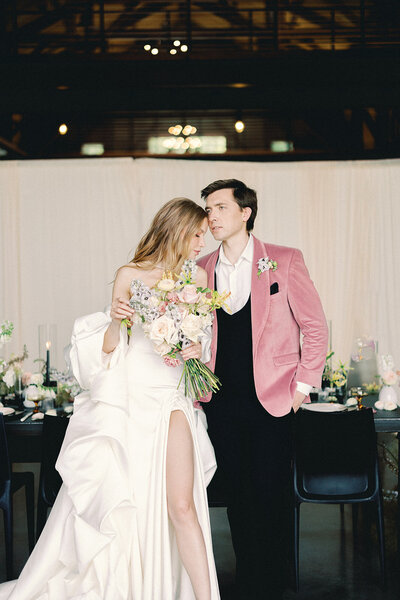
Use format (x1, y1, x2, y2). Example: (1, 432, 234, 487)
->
(257, 256, 277, 278)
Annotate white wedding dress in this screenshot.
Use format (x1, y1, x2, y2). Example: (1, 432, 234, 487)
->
(0, 312, 220, 599)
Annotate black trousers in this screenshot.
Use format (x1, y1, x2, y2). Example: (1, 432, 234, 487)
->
(205, 395, 294, 600)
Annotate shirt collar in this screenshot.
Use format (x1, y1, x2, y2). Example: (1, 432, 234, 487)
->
(218, 234, 254, 267)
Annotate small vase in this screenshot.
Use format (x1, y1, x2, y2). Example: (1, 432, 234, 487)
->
(378, 385, 398, 406)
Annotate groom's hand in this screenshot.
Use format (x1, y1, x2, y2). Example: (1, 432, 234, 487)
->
(292, 390, 306, 413)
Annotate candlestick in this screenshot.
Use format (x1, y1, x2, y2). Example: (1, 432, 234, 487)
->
(45, 340, 51, 386)
(39, 324, 57, 385)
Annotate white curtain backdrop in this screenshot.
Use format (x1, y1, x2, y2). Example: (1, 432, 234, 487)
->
(1, 157, 399, 378)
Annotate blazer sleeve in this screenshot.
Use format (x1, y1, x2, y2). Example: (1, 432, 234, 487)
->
(287, 249, 328, 387)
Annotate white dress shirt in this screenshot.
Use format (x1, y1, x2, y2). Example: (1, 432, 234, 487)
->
(215, 234, 312, 397)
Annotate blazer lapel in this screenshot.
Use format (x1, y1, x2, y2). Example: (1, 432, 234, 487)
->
(202, 248, 220, 372)
(251, 237, 271, 353)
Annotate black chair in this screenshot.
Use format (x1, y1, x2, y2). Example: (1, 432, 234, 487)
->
(0, 413, 34, 580)
(293, 407, 385, 590)
(36, 414, 69, 540)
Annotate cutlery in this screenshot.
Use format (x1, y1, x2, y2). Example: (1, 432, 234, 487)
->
(20, 411, 33, 422)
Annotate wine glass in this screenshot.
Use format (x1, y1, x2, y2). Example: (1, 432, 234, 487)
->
(350, 386, 367, 410)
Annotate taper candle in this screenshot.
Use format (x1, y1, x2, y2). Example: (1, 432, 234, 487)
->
(45, 340, 51, 385)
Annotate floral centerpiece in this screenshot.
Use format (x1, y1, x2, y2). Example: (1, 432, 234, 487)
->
(122, 259, 230, 402)
(0, 344, 29, 397)
(0, 320, 14, 346)
(375, 355, 399, 411)
(322, 351, 352, 400)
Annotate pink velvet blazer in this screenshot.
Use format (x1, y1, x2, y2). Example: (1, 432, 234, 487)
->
(197, 236, 329, 417)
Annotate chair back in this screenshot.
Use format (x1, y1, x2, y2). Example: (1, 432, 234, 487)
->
(0, 414, 11, 486)
(294, 408, 378, 501)
(39, 415, 69, 505)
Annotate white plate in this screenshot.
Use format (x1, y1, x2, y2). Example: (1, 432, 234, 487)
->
(301, 402, 347, 412)
(0, 406, 15, 416)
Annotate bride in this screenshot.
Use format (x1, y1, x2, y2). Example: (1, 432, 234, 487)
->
(0, 198, 220, 599)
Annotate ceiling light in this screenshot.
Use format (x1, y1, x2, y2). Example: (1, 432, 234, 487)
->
(270, 140, 294, 152)
(173, 40, 181, 47)
(151, 48, 159, 55)
(180, 44, 188, 52)
(170, 48, 177, 55)
(58, 124, 68, 135)
(234, 120, 245, 133)
(81, 143, 105, 156)
(144, 44, 151, 51)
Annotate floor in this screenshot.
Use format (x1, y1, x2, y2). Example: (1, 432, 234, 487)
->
(1, 463, 399, 600)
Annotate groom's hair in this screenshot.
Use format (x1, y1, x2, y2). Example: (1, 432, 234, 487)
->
(200, 179, 258, 231)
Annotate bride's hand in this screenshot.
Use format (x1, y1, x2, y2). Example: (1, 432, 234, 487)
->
(181, 342, 202, 361)
(110, 297, 134, 325)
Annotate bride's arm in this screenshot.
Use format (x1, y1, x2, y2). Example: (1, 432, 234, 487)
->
(102, 267, 135, 354)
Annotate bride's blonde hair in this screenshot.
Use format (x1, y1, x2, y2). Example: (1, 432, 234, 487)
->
(131, 198, 207, 273)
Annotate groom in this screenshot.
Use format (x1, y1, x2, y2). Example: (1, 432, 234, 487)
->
(198, 179, 328, 599)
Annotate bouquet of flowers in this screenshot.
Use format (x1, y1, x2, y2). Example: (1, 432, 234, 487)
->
(122, 259, 230, 401)
(379, 355, 399, 387)
(0, 319, 14, 346)
(322, 351, 352, 389)
(0, 345, 29, 394)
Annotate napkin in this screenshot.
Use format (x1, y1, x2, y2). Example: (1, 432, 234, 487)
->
(23, 399, 35, 408)
(31, 412, 44, 420)
(345, 398, 358, 407)
(374, 399, 397, 411)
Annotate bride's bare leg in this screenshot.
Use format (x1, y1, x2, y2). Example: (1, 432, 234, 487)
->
(166, 410, 211, 600)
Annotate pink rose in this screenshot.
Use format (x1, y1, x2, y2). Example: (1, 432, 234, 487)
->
(163, 356, 181, 368)
(22, 372, 32, 386)
(167, 291, 180, 303)
(178, 284, 201, 305)
(158, 302, 167, 315)
(382, 370, 398, 386)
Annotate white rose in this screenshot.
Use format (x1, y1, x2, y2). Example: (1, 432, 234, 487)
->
(30, 373, 44, 386)
(149, 295, 160, 307)
(158, 278, 175, 292)
(180, 314, 203, 343)
(3, 368, 16, 388)
(149, 315, 178, 345)
(201, 313, 213, 328)
(154, 341, 172, 356)
(25, 384, 42, 399)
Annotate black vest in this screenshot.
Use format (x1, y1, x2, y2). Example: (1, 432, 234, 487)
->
(213, 295, 258, 407)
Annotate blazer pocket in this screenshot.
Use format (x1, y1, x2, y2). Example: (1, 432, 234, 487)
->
(270, 281, 279, 295)
(273, 352, 300, 366)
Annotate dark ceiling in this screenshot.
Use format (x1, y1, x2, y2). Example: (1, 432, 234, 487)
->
(1, 0, 400, 160)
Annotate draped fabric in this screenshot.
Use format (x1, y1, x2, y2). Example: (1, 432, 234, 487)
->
(1, 157, 399, 372)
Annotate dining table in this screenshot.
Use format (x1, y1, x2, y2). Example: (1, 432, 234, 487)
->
(3, 395, 400, 553)
(302, 394, 400, 556)
(4, 406, 70, 462)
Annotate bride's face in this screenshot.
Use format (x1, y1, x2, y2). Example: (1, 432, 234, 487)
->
(188, 218, 208, 259)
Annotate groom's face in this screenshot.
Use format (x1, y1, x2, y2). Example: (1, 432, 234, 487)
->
(205, 188, 249, 242)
